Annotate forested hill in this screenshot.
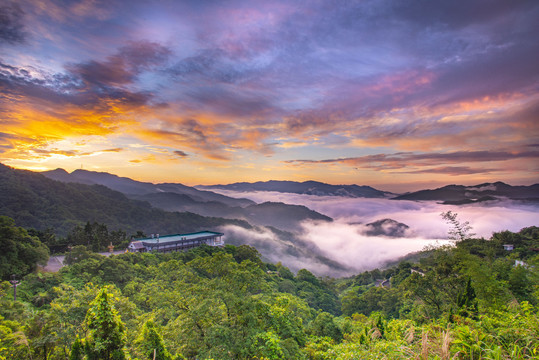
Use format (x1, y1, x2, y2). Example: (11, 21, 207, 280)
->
(393, 182, 539, 203)
(0, 164, 249, 236)
(42, 168, 333, 232)
(42, 168, 255, 207)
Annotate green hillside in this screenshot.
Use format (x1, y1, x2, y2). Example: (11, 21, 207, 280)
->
(1, 222, 537, 359)
(0, 164, 250, 237)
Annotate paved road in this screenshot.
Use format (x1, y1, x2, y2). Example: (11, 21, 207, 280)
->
(42, 250, 126, 272)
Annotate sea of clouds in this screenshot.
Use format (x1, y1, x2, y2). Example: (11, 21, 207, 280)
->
(214, 189, 539, 276)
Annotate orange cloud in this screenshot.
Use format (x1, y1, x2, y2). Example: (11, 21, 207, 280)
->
(0, 95, 148, 164)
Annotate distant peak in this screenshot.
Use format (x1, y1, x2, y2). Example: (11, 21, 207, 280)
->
(44, 168, 69, 174)
(72, 169, 111, 175)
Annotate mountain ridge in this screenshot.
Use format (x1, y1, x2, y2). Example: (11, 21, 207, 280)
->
(41, 168, 333, 232)
(1, 164, 249, 237)
(43, 169, 538, 203)
(197, 180, 393, 198)
(42, 168, 255, 208)
(392, 181, 539, 203)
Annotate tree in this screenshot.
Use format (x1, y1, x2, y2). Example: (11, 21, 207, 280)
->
(135, 320, 172, 360)
(307, 312, 343, 342)
(250, 331, 285, 360)
(69, 336, 83, 360)
(455, 277, 478, 318)
(64, 245, 100, 266)
(296, 269, 320, 286)
(0, 216, 49, 280)
(405, 247, 468, 320)
(230, 245, 263, 267)
(509, 264, 533, 302)
(83, 288, 126, 360)
(441, 211, 475, 241)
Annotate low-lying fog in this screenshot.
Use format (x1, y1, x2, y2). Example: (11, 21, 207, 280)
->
(214, 189, 539, 277)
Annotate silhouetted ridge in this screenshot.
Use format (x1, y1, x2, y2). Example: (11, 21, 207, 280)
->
(1, 163, 249, 236)
(392, 182, 539, 203)
(198, 180, 392, 198)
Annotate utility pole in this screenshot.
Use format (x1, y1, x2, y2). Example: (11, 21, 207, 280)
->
(10, 275, 20, 301)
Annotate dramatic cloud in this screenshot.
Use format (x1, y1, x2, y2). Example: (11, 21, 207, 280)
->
(0, 2, 26, 44)
(297, 221, 446, 273)
(68, 41, 171, 87)
(398, 166, 496, 176)
(285, 149, 539, 173)
(219, 224, 345, 276)
(1, 0, 538, 188)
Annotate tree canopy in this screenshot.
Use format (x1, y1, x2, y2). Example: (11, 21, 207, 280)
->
(0, 216, 538, 359)
(0, 216, 49, 280)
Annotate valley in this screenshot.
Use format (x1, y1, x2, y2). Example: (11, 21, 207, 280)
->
(2, 163, 537, 276)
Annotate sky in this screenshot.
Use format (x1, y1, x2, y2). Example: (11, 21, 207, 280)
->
(1, 0, 538, 192)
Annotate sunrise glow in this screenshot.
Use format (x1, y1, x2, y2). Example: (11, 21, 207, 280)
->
(1, 0, 538, 191)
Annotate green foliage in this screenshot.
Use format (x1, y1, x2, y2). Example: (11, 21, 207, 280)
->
(69, 336, 83, 360)
(66, 222, 129, 252)
(16, 271, 62, 307)
(293, 270, 341, 315)
(0, 216, 49, 280)
(307, 312, 342, 341)
(83, 288, 127, 360)
(0, 225, 537, 360)
(63, 245, 101, 266)
(0, 315, 31, 359)
(341, 286, 402, 318)
(509, 263, 534, 301)
(135, 320, 172, 360)
(250, 331, 285, 359)
(441, 210, 475, 241)
(450, 302, 539, 359)
(455, 277, 478, 318)
(226, 244, 264, 267)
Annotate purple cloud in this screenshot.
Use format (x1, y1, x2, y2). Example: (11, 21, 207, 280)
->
(1, 0, 538, 183)
(0, 2, 26, 44)
(285, 150, 539, 172)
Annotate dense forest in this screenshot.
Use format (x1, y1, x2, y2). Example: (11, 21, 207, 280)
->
(1, 214, 538, 359)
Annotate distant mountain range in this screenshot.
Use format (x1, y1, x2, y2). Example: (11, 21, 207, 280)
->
(197, 180, 393, 198)
(40, 169, 539, 229)
(198, 179, 539, 204)
(393, 182, 539, 204)
(0, 164, 248, 237)
(42, 168, 333, 231)
(43, 168, 253, 207)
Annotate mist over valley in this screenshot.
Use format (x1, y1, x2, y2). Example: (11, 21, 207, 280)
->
(36, 166, 539, 276)
(200, 187, 538, 275)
